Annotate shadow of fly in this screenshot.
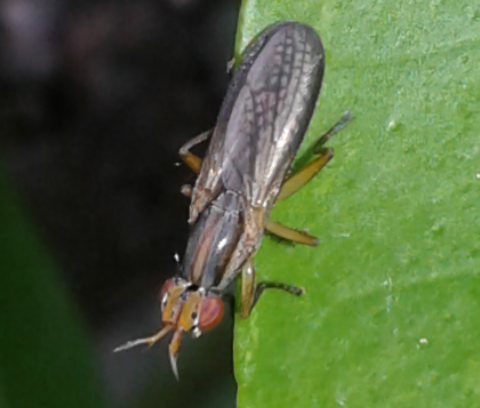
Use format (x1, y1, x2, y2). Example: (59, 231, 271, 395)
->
(114, 21, 352, 379)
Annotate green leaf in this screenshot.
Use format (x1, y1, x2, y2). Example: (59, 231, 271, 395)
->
(234, 2, 480, 407)
(0, 172, 104, 408)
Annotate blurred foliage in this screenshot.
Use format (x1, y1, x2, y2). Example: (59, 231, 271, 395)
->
(234, 1, 480, 407)
(0, 1, 239, 407)
(0, 172, 104, 408)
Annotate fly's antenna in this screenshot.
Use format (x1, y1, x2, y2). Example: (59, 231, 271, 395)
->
(113, 325, 173, 353)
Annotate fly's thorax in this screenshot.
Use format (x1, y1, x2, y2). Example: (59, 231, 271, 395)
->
(159, 278, 224, 338)
(182, 190, 244, 288)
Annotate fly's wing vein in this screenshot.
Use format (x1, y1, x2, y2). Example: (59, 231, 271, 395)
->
(190, 23, 325, 225)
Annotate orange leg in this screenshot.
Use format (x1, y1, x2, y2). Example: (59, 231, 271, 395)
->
(178, 130, 211, 173)
(240, 257, 304, 318)
(265, 220, 319, 247)
(277, 110, 352, 202)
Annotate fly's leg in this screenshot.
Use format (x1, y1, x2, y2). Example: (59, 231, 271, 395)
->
(179, 130, 212, 196)
(251, 282, 305, 313)
(240, 258, 304, 318)
(277, 148, 333, 202)
(178, 129, 212, 173)
(265, 220, 319, 247)
(240, 259, 256, 318)
(267, 111, 352, 246)
(277, 110, 352, 202)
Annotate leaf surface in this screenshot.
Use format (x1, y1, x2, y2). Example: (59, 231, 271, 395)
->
(234, 2, 480, 407)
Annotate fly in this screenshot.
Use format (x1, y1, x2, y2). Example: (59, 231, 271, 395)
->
(114, 21, 352, 379)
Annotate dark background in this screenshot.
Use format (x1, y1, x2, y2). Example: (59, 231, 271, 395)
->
(0, 0, 239, 406)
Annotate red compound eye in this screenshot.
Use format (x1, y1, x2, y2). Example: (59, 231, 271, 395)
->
(198, 297, 224, 332)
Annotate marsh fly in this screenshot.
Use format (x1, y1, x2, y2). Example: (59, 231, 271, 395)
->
(114, 21, 351, 379)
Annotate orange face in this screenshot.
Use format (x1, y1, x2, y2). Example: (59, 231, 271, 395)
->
(155, 278, 225, 378)
(157, 278, 224, 378)
(160, 278, 224, 335)
(114, 278, 225, 379)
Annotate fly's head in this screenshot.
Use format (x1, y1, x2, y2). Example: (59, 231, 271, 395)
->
(114, 277, 224, 379)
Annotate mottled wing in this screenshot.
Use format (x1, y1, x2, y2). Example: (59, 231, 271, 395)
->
(190, 22, 324, 221)
(222, 22, 324, 208)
